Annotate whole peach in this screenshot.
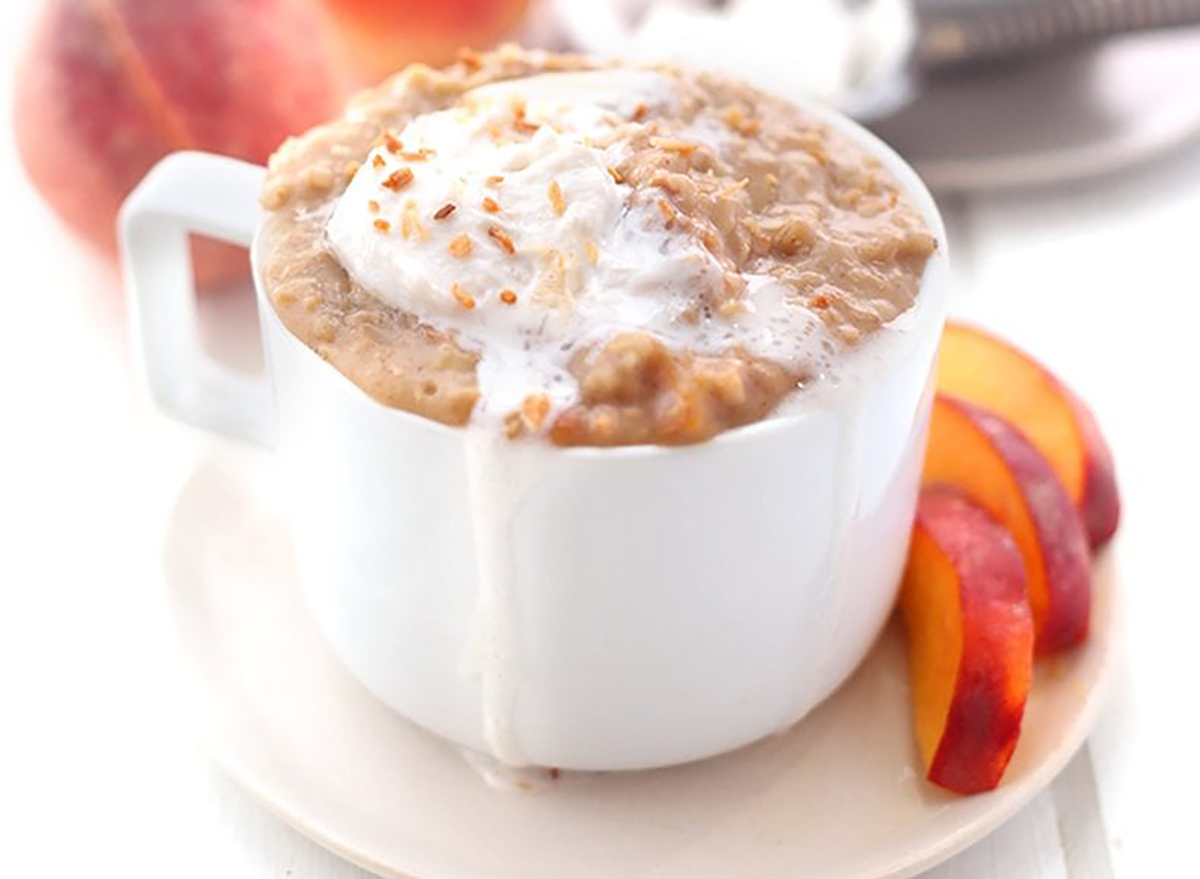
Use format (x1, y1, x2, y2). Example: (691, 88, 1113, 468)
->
(319, 0, 529, 82)
(14, 0, 347, 288)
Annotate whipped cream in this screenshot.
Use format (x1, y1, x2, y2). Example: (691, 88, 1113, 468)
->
(326, 69, 832, 431)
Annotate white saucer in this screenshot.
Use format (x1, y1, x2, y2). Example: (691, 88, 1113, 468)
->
(165, 446, 1120, 879)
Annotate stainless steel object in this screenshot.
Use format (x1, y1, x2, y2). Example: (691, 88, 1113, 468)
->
(916, 0, 1200, 70)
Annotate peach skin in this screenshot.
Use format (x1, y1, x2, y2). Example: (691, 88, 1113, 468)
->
(936, 323, 1120, 548)
(14, 0, 346, 288)
(319, 0, 529, 82)
(923, 395, 1091, 653)
(901, 487, 1034, 795)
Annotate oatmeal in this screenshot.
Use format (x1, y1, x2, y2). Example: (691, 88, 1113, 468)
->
(259, 46, 936, 446)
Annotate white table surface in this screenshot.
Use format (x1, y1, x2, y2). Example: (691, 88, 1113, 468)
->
(2, 3, 1198, 877)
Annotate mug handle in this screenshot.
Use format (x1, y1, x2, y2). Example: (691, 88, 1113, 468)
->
(119, 151, 273, 446)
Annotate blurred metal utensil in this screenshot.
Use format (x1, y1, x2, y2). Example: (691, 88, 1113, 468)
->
(916, 0, 1200, 70)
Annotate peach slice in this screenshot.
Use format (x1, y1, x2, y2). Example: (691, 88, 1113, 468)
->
(924, 395, 1091, 653)
(937, 323, 1120, 548)
(901, 488, 1034, 794)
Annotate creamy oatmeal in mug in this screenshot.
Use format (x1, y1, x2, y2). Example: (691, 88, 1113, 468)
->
(259, 47, 934, 444)
(122, 46, 948, 771)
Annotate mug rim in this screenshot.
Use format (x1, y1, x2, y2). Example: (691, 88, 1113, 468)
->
(250, 91, 949, 461)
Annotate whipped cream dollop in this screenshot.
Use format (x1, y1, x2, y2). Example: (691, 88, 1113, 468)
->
(326, 69, 831, 429)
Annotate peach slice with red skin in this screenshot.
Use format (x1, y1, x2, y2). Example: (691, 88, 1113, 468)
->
(901, 487, 1034, 794)
(936, 323, 1120, 548)
(923, 395, 1091, 653)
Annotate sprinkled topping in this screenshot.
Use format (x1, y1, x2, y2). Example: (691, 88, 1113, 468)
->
(487, 225, 515, 255)
(451, 282, 476, 310)
(724, 105, 760, 136)
(382, 167, 414, 191)
(400, 198, 427, 241)
(513, 102, 539, 134)
(282, 57, 937, 448)
(522, 394, 550, 430)
(649, 136, 698, 155)
(547, 180, 565, 217)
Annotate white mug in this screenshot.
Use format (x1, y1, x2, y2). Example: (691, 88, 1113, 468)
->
(120, 101, 949, 771)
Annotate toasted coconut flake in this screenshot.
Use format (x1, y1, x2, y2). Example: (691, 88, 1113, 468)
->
(482, 196, 501, 213)
(547, 180, 566, 217)
(485, 175, 505, 188)
(367, 199, 380, 213)
(382, 167, 414, 191)
(607, 166, 624, 184)
(400, 149, 436, 161)
(513, 101, 539, 134)
(488, 225, 516, 255)
(373, 218, 391, 232)
(383, 132, 403, 154)
(522, 394, 550, 430)
(532, 248, 567, 306)
(723, 105, 760, 136)
(451, 283, 476, 310)
(650, 136, 698, 155)
(400, 198, 428, 241)
(371, 154, 386, 169)
(448, 234, 472, 257)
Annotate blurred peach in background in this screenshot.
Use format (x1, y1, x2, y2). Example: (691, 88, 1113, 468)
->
(12, 0, 530, 288)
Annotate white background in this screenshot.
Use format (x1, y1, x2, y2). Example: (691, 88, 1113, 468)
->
(1, 1, 1198, 877)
